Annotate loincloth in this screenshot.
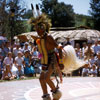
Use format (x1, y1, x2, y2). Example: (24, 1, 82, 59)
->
(42, 51, 57, 71)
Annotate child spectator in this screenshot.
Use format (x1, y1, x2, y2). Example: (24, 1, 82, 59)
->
(89, 54, 96, 66)
(78, 51, 84, 60)
(31, 47, 42, 76)
(82, 63, 90, 77)
(14, 51, 25, 79)
(90, 64, 97, 77)
(2, 64, 14, 80)
(31, 46, 39, 58)
(2, 52, 14, 80)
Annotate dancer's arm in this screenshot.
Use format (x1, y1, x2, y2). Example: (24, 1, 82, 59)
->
(31, 35, 39, 40)
(47, 35, 64, 82)
(56, 65, 63, 83)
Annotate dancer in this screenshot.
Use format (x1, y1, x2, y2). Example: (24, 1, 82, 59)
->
(29, 4, 64, 100)
(29, 4, 85, 100)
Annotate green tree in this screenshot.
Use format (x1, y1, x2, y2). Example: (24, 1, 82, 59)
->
(40, 0, 75, 27)
(24, 10, 33, 19)
(89, 0, 100, 30)
(0, 0, 27, 38)
(0, 0, 7, 35)
(75, 14, 94, 28)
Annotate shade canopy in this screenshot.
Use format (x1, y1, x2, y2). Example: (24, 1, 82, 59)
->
(15, 29, 100, 42)
(64, 30, 100, 40)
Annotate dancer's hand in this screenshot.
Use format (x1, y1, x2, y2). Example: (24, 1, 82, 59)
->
(60, 75, 63, 83)
(56, 64, 63, 83)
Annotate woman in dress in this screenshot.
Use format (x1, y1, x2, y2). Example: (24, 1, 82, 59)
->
(24, 50, 34, 76)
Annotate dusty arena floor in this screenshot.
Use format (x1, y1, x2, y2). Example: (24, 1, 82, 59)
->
(0, 77, 100, 100)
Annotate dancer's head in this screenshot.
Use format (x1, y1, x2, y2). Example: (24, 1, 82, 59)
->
(28, 4, 52, 37)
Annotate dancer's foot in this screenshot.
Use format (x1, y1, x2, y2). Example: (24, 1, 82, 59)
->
(42, 94, 51, 100)
(52, 89, 62, 100)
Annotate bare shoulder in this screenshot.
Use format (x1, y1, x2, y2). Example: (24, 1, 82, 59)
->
(46, 35, 55, 42)
(46, 35, 58, 47)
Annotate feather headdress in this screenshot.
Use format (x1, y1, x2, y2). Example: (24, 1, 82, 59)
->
(28, 4, 52, 33)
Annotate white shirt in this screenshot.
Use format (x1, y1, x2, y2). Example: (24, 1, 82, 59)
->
(82, 68, 89, 73)
(92, 44, 100, 54)
(13, 47, 22, 57)
(3, 57, 13, 66)
(15, 56, 24, 66)
(90, 69, 97, 74)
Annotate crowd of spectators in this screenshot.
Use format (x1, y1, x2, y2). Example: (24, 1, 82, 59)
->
(0, 37, 100, 81)
(0, 40, 41, 80)
(65, 38, 100, 77)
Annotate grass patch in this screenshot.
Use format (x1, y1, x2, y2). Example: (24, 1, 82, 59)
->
(0, 75, 39, 83)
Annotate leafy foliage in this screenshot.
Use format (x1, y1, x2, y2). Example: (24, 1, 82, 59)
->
(75, 14, 94, 28)
(23, 0, 94, 31)
(89, 0, 100, 30)
(40, 0, 75, 27)
(24, 10, 33, 19)
(0, 0, 27, 38)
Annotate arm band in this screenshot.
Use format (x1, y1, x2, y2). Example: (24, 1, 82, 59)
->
(59, 59, 63, 64)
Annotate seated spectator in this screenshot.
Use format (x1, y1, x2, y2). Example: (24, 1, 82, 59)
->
(2, 64, 14, 80)
(2, 52, 15, 80)
(14, 51, 25, 79)
(88, 54, 96, 69)
(0, 48, 3, 79)
(29, 42, 34, 52)
(24, 50, 34, 76)
(82, 63, 90, 77)
(23, 42, 30, 53)
(32, 58, 41, 77)
(31, 47, 42, 76)
(95, 52, 100, 77)
(78, 51, 84, 60)
(13, 43, 22, 58)
(31, 46, 39, 59)
(90, 64, 97, 77)
(84, 40, 94, 60)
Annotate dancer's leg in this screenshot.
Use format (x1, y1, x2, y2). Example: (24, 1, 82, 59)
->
(45, 65, 56, 92)
(39, 65, 56, 94)
(39, 71, 52, 100)
(39, 72, 48, 95)
(45, 65, 62, 100)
